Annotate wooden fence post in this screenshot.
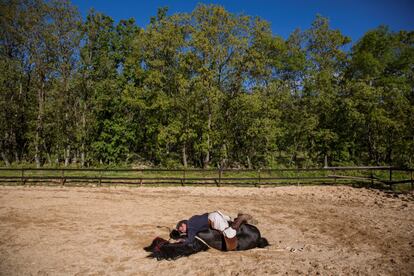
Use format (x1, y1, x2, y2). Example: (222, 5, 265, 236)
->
(182, 169, 186, 186)
(411, 171, 413, 190)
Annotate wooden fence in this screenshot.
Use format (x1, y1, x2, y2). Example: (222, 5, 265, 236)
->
(0, 166, 413, 190)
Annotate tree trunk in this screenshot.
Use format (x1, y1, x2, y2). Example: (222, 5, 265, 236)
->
(64, 145, 70, 167)
(220, 143, 228, 168)
(35, 81, 45, 168)
(81, 151, 85, 167)
(35, 130, 41, 168)
(46, 152, 52, 165)
(72, 150, 78, 165)
(247, 156, 252, 169)
(203, 111, 211, 168)
(14, 151, 19, 163)
(1, 151, 10, 167)
(81, 101, 87, 167)
(182, 143, 187, 168)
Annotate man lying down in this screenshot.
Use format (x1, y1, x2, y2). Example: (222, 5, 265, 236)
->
(174, 211, 254, 250)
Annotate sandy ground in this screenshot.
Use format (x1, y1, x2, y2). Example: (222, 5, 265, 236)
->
(0, 185, 413, 275)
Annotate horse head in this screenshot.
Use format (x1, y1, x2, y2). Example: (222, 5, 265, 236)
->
(169, 229, 181, 240)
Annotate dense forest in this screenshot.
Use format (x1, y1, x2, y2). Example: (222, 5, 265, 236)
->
(1, 0, 413, 168)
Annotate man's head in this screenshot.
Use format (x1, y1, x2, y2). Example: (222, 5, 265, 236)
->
(176, 220, 188, 233)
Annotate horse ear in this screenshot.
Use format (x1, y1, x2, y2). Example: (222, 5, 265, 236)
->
(170, 229, 181, 240)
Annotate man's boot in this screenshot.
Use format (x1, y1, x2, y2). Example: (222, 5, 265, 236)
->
(232, 213, 253, 230)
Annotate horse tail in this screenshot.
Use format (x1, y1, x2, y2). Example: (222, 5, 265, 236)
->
(257, 237, 269, 248)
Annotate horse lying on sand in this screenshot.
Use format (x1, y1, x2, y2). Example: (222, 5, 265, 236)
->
(144, 223, 269, 260)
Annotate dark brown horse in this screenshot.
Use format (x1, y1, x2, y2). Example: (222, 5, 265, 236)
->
(144, 223, 269, 260)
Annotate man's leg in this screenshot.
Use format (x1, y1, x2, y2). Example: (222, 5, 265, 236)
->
(208, 212, 229, 231)
(216, 210, 232, 221)
(209, 212, 253, 251)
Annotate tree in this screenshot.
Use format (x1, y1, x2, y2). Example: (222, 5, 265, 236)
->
(47, 0, 81, 166)
(79, 10, 137, 164)
(0, 0, 32, 165)
(302, 15, 351, 165)
(1, 1, 412, 168)
(346, 27, 414, 166)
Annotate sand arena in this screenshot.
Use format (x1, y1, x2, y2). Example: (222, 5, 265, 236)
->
(0, 185, 413, 275)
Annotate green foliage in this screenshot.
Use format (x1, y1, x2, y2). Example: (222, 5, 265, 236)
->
(0, 1, 413, 168)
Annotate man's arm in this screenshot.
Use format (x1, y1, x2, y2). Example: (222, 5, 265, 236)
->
(182, 227, 197, 245)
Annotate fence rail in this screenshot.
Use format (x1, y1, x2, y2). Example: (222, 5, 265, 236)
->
(0, 166, 412, 189)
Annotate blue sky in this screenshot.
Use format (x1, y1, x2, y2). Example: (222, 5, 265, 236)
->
(71, 0, 414, 43)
